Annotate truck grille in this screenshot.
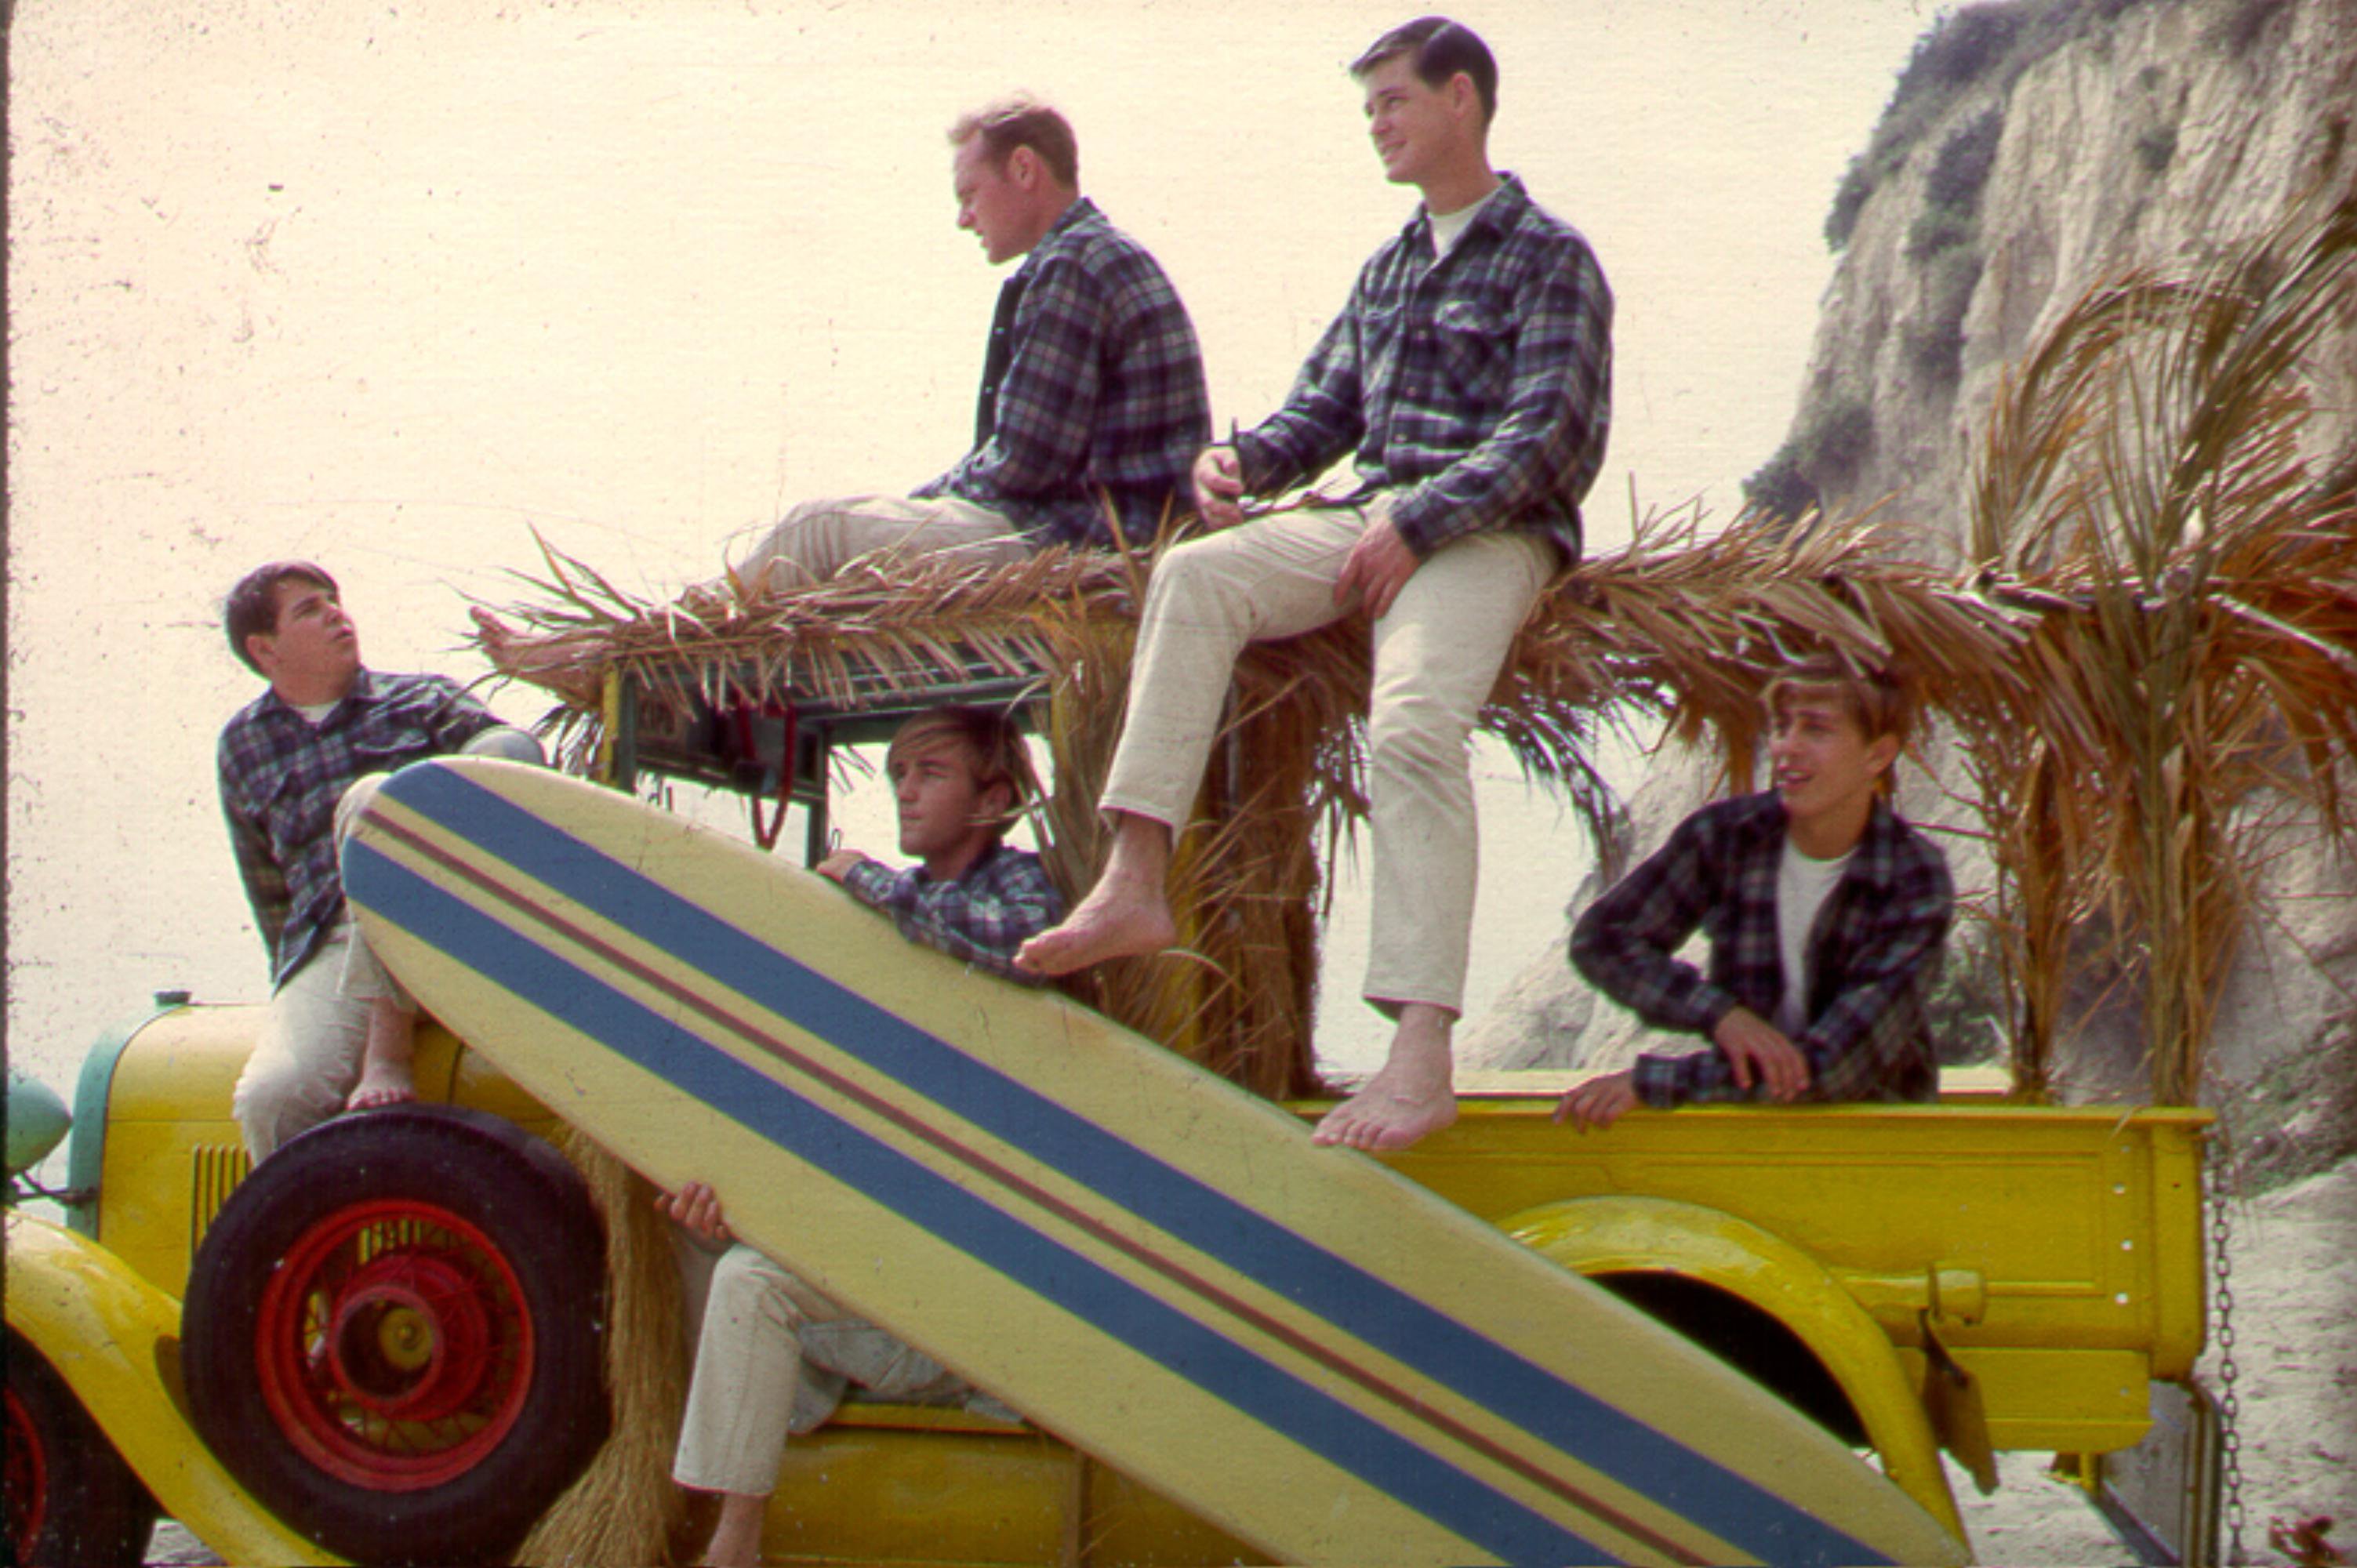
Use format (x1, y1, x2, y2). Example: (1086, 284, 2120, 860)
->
(190, 1143, 252, 1255)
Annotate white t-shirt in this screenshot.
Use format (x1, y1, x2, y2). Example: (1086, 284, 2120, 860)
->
(293, 699, 340, 723)
(1774, 839, 1855, 1036)
(1428, 184, 1502, 258)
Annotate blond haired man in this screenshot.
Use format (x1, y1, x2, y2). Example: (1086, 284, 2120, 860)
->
(735, 96, 1210, 588)
(1556, 657, 1953, 1131)
(665, 706, 1059, 1568)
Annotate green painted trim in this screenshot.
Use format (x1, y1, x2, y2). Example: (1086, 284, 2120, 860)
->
(65, 994, 188, 1238)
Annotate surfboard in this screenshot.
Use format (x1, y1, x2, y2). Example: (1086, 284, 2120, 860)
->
(345, 757, 1967, 1567)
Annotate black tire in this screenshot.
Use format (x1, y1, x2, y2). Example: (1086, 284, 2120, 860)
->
(4, 1328, 158, 1568)
(181, 1105, 609, 1567)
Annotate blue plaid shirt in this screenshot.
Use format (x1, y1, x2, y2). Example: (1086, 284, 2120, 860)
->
(1570, 793, 1953, 1108)
(1233, 173, 1611, 561)
(917, 198, 1211, 549)
(841, 841, 1066, 983)
(219, 670, 504, 988)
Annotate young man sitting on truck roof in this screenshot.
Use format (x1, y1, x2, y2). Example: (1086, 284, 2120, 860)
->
(734, 95, 1211, 587)
(1553, 655, 1953, 1131)
(219, 562, 544, 1162)
(661, 705, 1062, 1568)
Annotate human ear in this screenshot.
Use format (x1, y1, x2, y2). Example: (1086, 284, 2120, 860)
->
(245, 632, 279, 676)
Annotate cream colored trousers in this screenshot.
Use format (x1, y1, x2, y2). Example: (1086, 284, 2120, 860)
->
(231, 777, 412, 1161)
(735, 493, 1033, 591)
(1100, 503, 1556, 1015)
(673, 1243, 961, 1497)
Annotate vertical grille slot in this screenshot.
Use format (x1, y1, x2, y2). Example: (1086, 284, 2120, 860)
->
(189, 1143, 252, 1257)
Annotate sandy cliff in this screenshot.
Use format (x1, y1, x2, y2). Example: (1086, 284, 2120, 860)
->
(1467, 0, 2357, 1182)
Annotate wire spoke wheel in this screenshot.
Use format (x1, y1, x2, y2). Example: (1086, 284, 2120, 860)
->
(183, 1105, 608, 1566)
(256, 1200, 535, 1490)
(5, 1382, 47, 1561)
(4, 1329, 158, 1568)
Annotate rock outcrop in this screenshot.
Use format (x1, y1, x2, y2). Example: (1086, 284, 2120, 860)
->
(1465, 0, 2357, 1182)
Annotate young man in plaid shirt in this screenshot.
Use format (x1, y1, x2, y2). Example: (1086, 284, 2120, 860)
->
(1020, 18, 1614, 1153)
(1554, 657, 1954, 1131)
(734, 95, 1211, 586)
(219, 562, 542, 1160)
(662, 705, 1059, 1568)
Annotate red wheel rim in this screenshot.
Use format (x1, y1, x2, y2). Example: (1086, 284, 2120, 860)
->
(5, 1383, 45, 1561)
(255, 1198, 536, 1491)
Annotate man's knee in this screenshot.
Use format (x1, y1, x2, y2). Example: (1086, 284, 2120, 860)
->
(1367, 695, 1471, 780)
(332, 774, 386, 844)
(233, 1051, 344, 1161)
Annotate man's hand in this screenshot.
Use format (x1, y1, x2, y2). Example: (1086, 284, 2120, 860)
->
(1336, 515, 1421, 619)
(1193, 445, 1246, 529)
(815, 849, 870, 884)
(656, 1180, 732, 1245)
(1551, 1069, 1638, 1131)
(1711, 1007, 1811, 1101)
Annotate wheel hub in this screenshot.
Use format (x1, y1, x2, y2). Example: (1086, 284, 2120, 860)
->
(326, 1247, 494, 1423)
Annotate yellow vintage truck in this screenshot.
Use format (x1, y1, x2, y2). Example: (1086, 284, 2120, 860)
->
(3, 674, 2224, 1568)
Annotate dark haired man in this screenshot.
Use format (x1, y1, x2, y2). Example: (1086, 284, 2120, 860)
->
(1555, 657, 1954, 1130)
(1019, 18, 1614, 1154)
(219, 562, 540, 1160)
(734, 94, 1211, 586)
(664, 706, 1062, 1568)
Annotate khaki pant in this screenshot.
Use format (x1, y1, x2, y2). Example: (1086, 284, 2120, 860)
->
(735, 493, 1033, 591)
(673, 1243, 961, 1497)
(231, 924, 374, 1161)
(231, 779, 412, 1162)
(1101, 504, 1555, 1015)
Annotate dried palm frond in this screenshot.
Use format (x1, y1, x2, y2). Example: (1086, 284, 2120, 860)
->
(1964, 187, 2357, 1104)
(471, 198, 2354, 1109)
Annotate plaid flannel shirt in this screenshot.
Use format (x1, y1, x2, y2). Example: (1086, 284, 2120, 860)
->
(1232, 173, 1611, 562)
(220, 670, 504, 988)
(1570, 792, 1953, 1109)
(840, 842, 1066, 984)
(917, 198, 1211, 549)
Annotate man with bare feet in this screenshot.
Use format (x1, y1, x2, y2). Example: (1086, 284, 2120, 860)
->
(666, 706, 1058, 1568)
(1553, 657, 1952, 1131)
(1017, 19, 1613, 1153)
(732, 94, 1210, 590)
(220, 562, 541, 1160)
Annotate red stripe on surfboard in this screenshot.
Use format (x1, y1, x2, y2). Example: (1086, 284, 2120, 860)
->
(365, 806, 1715, 1566)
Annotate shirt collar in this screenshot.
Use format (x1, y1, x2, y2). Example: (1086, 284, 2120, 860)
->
(1407, 170, 1527, 248)
(256, 666, 374, 721)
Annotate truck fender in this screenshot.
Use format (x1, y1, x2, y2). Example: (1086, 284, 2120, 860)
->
(3, 1212, 347, 1567)
(1502, 1193, 1967, 1545)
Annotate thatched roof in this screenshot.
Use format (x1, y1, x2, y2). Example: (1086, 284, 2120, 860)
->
(474, 192, 2357, 1106)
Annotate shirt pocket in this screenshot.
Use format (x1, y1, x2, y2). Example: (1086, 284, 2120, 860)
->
(1355, 298, 1407, 383)
(1434, 296, 1512, 408)
(257, 766, 333, 858)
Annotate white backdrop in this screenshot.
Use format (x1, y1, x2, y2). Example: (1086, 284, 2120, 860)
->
(7, 0, 1932, 1089)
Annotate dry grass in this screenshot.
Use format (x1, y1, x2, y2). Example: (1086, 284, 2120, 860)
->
(474, 194, 2355, 1116)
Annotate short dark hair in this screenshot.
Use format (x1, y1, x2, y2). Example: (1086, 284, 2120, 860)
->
(225, 561, 339, 675)
(888, 705, 1037, 837)
(948, 96, 1080, 188)
(1352, 17, 1498, 124)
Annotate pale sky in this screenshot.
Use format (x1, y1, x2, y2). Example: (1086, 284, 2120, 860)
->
(6, 0, 1934, 1086)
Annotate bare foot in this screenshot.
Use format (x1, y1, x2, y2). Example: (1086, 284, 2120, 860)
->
(1015, 880, 1177, 976)
(345, 1065, 417, 1111)
(1313, 1007, 1458, 1152)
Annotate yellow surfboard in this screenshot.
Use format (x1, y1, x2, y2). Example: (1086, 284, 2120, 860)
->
(346, 758, 1967, 1567)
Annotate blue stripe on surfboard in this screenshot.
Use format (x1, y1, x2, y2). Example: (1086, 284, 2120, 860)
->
(348, 837, 1611, 1567)
(376, 762, 1893, 1568)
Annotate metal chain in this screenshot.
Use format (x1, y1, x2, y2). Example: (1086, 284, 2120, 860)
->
(2206, 1145, 2248, 1566)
